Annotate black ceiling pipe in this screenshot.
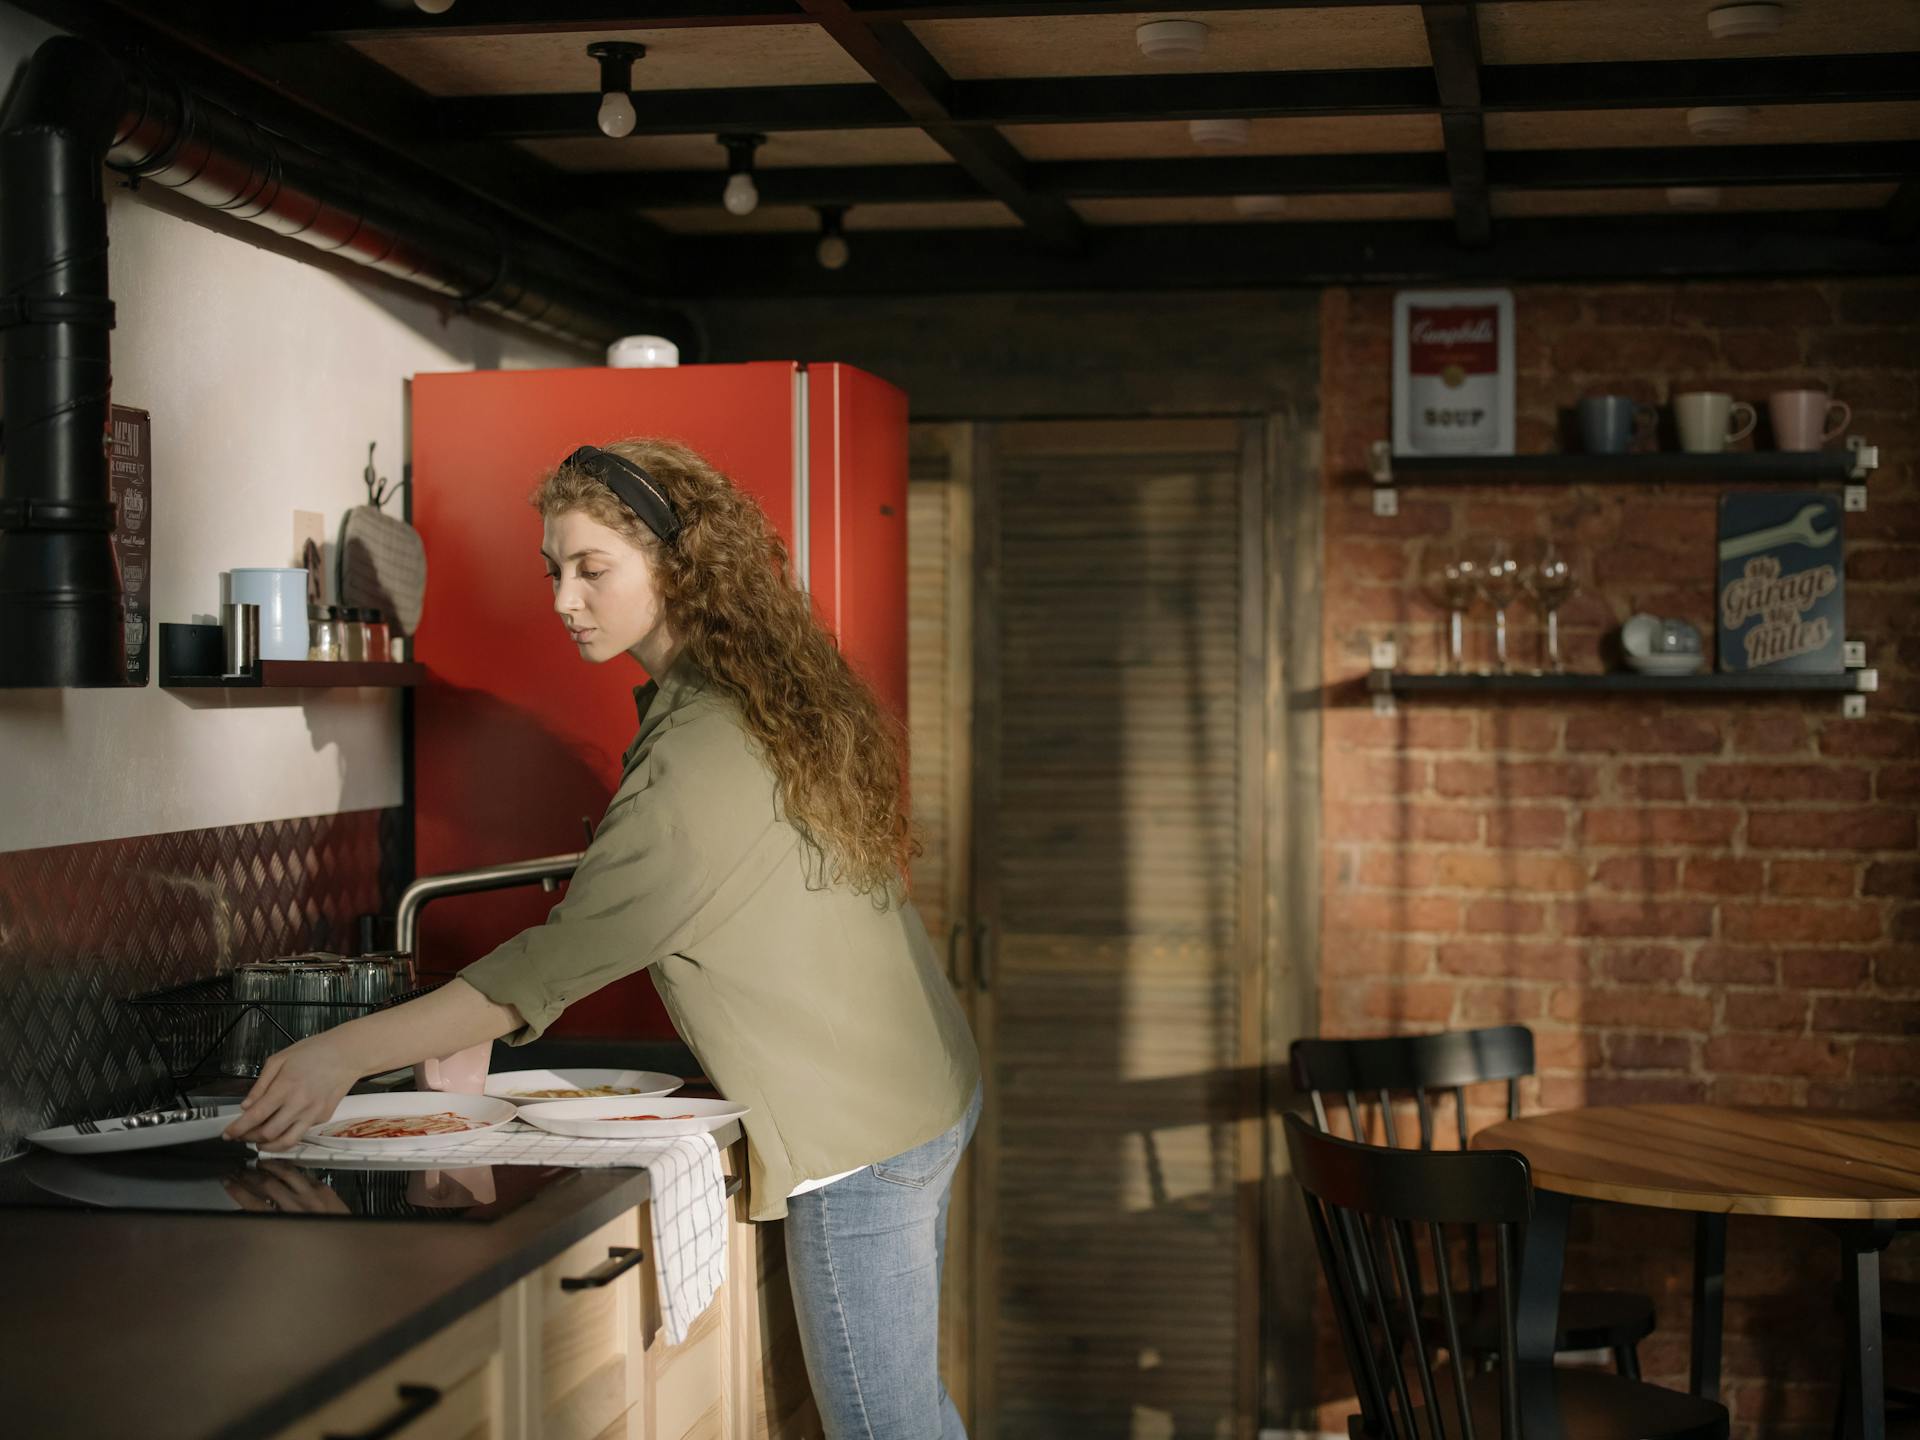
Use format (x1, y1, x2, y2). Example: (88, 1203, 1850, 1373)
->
(0, 34, 695, 688)
(0, 36, 125, 687)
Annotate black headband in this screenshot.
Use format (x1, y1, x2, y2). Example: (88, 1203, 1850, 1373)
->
(563, 445, 683, 544)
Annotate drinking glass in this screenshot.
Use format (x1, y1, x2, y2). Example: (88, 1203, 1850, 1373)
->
(1522, 541, 1579, 675)
(1474, 539, 1521, 675)
(1420, 544, 1478, 675)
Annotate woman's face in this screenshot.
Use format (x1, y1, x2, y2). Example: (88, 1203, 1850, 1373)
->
(542, 509, 669, 665)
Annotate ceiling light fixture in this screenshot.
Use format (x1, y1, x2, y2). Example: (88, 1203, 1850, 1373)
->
(1136, 20, 1210, 59)
(816, 206, 850, 271)
(1232, 194, 1290, 217)
(586, 41, 646, 139)
(718, 133, 766, 216)
(1705, 2, 1785, 39)
(1666, 185, 1724, 210)
(1685, 105, 1758, 137)
(414, 0, 456, 13)
(1189, 118, 1251, 148)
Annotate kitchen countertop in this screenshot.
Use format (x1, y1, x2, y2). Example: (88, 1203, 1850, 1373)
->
(0, 1044, 732, 1440)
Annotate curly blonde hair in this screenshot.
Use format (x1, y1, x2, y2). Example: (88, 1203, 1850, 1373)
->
(534, 437, 915, 898)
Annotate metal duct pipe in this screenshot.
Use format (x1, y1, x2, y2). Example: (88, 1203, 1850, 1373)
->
(0, 35, 693, 688)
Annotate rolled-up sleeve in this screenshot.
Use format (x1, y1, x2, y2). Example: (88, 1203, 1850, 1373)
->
(458, 793, 711, 1045)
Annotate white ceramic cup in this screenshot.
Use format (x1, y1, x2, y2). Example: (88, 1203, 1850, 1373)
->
(1768, 389, 1851, 452)
(1673, 392, 1757, 454)
(229, 568, 311, 660)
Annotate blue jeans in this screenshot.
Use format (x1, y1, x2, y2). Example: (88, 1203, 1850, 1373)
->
(785, 1082, 983, 1440)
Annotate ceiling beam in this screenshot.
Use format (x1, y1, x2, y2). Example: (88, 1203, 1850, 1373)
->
(600, 141, 1920, 209)
(1887, 182, 1920, 241)
(789, 0, 1085, 252)
(437, 53, 1920, 141)
(664, 212, 1920, 297)
(1421, 3, 1490, 247)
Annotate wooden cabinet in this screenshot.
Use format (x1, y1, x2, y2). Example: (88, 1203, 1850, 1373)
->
(272, 1140, 819, 1440)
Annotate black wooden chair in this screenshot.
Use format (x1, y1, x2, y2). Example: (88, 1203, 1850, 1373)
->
(1290, 1025, 1658, 1376)
(1285, 1112, 1729, 1440)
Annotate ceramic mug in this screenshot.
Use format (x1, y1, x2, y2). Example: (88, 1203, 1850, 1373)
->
(1579, 395, 1659, 455)
(1673, 392, 1757, 454)
(230, 567, 311, 661)
(1768, 389, 1850, 452)
(415, 1039, 493, 1095)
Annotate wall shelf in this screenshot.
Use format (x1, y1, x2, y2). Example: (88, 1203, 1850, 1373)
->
(1368, 663, 1877, 717)
(157, 622, 422, 689)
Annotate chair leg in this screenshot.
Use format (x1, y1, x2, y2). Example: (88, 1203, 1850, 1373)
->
(1613, 1344, 1642, 1380)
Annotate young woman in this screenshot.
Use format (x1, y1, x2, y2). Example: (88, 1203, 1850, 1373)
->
(224, 438, 982, 1440)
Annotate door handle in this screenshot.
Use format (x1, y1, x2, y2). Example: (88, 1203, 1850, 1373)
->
(561, 1245, 646, 1292)
(946, 920, 966, 987)
(973, 920, 993, 992)
(323, 1384, 441, 1440)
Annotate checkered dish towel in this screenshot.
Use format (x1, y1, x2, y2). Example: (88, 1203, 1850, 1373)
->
(260, 1126, 728, 1345)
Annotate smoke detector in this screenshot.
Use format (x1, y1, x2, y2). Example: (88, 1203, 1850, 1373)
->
(1232, 195, 1290, 217)
(1685, 106, 1758, 137)
(1706, 3, 1785, 39)
(1666, 186, 1724, 210)
(1189, 118, 1251, 148)
(1136, 20, 1210, 58)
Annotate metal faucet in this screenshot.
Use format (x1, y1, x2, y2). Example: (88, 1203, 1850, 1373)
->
(394, 852, 584, 954)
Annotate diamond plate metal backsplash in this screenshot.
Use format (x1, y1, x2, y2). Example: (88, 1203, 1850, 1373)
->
(0, 809, 406, 1159)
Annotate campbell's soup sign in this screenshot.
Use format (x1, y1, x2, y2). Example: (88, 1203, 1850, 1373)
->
(1392, 289, 1515, 456)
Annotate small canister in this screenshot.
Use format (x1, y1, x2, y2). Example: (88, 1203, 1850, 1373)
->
(308, 606, 339, 662)
(365, 609, 391, 666)
(341, 608, 369, 662)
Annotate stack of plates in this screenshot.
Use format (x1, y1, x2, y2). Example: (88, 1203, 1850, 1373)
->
(1624, 653, 1706, 676)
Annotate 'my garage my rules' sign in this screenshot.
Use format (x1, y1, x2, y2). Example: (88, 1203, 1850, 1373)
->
(1717, 491, 1844, 674)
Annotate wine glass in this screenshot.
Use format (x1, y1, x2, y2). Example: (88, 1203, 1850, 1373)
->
(1523, 540, 1579, 675)
(1474, 539, 1521, 675)
(1420, 544, 1478, 675)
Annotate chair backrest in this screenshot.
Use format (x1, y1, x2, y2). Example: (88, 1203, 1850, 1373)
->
(1289, 1024, 1535, 1151)
(1284, 1111, 1532, 1440)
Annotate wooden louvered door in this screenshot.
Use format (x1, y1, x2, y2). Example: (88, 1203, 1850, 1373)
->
(970, 419, 1266, 1440)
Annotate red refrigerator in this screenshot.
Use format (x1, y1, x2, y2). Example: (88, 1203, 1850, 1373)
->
(408, 361, 908, 1039)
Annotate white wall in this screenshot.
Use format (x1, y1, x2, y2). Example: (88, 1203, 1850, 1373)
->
(0, 11, 590, 852)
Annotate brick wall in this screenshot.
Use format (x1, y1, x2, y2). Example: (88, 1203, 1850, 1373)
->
(1317, 277, 1919, 1433)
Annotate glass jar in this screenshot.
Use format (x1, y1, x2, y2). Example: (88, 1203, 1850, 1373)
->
(341, 607, 369, 662)
(325, 605, 350, 661)
(308, 606, 339, 661)
(365, 609, 391, 665)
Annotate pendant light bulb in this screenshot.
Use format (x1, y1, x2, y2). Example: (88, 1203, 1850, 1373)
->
(815, 206, 850, 271)
(597, 90, 637, 139)
(414, 0, 456, 13)
(723, 171, 759, 216)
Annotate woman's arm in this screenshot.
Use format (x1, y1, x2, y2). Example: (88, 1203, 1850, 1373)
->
(221, 977, 522, 1151)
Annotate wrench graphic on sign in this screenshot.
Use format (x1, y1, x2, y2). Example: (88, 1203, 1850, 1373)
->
(1718, 502, 1837, 561)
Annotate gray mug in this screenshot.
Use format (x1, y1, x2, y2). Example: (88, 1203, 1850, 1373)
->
(1579, 396, 1658, 455)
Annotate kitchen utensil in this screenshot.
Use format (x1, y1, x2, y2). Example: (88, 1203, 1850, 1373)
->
(1717, 501, 1836, 560)
(221, 602, 259, 676)
(486, 1069, 683, 1106)
(338, 441, 426, 636)
(516, 1095, 749, 1140)
(29, 1104, 244, 1155)
(300, 1092, 519, 1154)
(1674, 392, 1757, 453)
(1768, 390, 1851, 452)
(229, 568, 310, 660)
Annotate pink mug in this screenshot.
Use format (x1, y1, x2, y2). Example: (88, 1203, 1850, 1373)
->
(415, 1039, 493, 1095)
(1768, 389, 1850, 452)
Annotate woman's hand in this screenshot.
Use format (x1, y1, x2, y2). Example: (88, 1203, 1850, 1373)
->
(222, 1031, 365, 1151)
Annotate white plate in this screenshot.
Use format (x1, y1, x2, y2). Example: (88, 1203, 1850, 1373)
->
(301, 1093, 519, 1154)
(27, 1105, 245, 1156)
(1625, 652, 1706, 676)
(485, 1068, 681, 1106)
(516, 1095, 749, 1140)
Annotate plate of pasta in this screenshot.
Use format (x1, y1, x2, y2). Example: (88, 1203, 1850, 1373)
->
(484, 1068, 682, 1105)
(516, 1095, 749, 1140)
(302, 1093, 519, 1153)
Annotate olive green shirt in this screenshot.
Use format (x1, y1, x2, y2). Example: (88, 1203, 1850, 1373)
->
(459, 658, 980, 1220)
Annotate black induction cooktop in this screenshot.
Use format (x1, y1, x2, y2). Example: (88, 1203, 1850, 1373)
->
(0, 1141, 577, 1222)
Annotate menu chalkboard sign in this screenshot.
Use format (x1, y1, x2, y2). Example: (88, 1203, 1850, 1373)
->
(109, 405, 151, 686)
(1716, 491, 1844, 674)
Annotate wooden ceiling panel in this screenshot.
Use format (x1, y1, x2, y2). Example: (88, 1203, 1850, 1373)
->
(1491, 181, 1900, 217)
(1074, 192, 1455, 225)
(644, 200, 1021, 233)
(351, 25, 866, 95)
(1488, 101, 1920, 151)
(1479, 0, 1920, 66)
(522, 129, 951, 172)
(1005, 114, 1444, 160)
(908, 7, 1433, 79)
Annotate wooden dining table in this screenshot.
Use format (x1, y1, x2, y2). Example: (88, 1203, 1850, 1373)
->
(1473, 1104, 1920, 1440)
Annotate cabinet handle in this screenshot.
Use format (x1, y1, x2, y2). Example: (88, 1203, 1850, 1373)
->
(973, 920, 993, 991)
(946, 920, 966, 987)
(561, 1245, 646, 1292)
(323, 1384, 441, 1440)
